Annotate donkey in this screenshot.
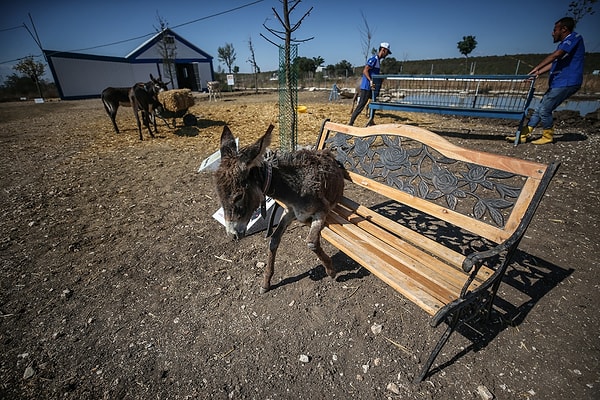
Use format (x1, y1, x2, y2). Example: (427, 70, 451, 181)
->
(207, 81, 222, 101)
(129, 78, 167, 140)
(214, 125, 345, 293)
(101, 87, 130, 134)
(101, 74, 167, 137)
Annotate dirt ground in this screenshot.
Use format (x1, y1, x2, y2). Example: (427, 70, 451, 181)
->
(1, 90, 599, 400)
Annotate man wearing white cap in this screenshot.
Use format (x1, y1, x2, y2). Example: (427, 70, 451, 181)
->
(349, 42, 392, 126)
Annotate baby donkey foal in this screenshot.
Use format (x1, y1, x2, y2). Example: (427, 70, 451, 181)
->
(214, 125, 345, 293)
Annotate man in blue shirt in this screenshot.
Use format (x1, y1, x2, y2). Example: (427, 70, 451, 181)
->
(349, 42, 392, 126)
(507, 17, 585, 145)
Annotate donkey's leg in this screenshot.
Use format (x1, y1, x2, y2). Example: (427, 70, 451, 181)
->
(151, 111, 159, 134)
(132, 105, 144, 140)
(306, 214, 336, 279)
(107, 105, 120, 134)
(261, 210, 295, 294)
(110, 113, 120, 134)
(143, 111, 155, 138)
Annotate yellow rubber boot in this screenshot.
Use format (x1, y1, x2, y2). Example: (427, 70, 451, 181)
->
(506, 126, 533, 143)
(531, 128, 554, 145)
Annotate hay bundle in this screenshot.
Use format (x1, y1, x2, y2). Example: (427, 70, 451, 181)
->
(158, 89, 195, 112)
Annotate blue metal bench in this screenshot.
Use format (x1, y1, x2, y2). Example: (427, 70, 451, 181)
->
(368, 74, 536, 145)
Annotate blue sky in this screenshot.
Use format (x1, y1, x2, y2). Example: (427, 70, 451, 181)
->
(1, 0, 599, 81)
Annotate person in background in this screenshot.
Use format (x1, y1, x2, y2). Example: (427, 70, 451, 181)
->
(348, 42, 392, 126)
(507, 16, 585, 145)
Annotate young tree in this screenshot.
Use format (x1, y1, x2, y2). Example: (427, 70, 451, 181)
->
(457, 35, 477, 70)
(13, 56, 45, 98)
(247, 37, 260, 93)
(359, 11, 375, 63)
(568, 0, 597, 22)
(154, 14, 176, 89)
(261, 0, 314, 151)
(218, 43, 237, 74)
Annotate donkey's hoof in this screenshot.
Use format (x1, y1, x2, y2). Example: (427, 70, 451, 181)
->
(326, 269, 337, 279)
(259, 286, 270, 294)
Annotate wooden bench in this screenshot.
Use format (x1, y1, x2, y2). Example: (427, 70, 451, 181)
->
(367, 74, 537, 145)
(314, 120, 559, 382)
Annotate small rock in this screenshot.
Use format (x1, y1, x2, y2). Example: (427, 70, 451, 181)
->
(61, 289, 73, 299)
(386, 382, 400, 395)
(373, 357, 382, 366)
(299, 354, 310, 363)
(23, 366, 35, 379)
(371, 323, 383, 334)
(256, 262, 266, 269)
(362, 364, 369, 373)
(477, 385, 494, 400)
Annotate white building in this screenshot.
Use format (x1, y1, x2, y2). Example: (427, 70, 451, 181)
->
(44, 28, 214, 99)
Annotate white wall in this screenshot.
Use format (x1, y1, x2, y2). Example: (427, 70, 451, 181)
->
(50, 56, 162, 98)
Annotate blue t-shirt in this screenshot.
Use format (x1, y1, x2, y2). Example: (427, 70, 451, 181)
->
(359, 55, 381, 90)
(549, 31, 585, 88)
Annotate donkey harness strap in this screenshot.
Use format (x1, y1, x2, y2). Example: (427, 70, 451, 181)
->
(260, 163, 273, 219)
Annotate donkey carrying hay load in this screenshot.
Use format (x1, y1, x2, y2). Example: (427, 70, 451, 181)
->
(214, 125, 345, 293)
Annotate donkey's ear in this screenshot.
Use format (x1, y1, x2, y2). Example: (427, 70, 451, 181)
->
(241, 124, 274, 168)
(220, 125, 237, 158)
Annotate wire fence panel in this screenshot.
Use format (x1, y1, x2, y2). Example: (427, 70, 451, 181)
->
(371, 74, 536, 118)
(278, 44, 298, 152)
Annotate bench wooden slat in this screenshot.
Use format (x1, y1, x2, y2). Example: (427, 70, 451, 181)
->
(328, 211, 462, 299)
(332, 205, 468, 288)
(338, 197, 467, 268)
(503, 177, 541, 233)
(321, 224, 447, 315)
(337, 198, 495, 283)
(326, 206, 491, 305)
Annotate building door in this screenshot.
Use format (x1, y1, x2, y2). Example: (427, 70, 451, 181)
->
(176, 64, 199, 91)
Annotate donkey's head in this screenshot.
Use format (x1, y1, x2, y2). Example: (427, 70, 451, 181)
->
(214, 125, 273, 239)
(149, 74, 169, 93)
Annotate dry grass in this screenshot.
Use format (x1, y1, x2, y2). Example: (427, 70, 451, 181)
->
(185, 90, 446, 151)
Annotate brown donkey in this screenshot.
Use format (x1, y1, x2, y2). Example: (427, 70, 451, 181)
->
(214, 125, 345, 293)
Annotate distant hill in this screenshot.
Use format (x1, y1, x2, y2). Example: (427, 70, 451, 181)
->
(391, 53, 600, 75)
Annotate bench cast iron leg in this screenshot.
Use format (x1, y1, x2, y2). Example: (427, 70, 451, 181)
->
(415, 313, 460, 383)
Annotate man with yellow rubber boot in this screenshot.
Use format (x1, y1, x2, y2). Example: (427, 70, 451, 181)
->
(507, 17, 584, 145)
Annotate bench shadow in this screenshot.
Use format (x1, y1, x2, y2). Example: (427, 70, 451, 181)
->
(430, 252, 573, 378)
